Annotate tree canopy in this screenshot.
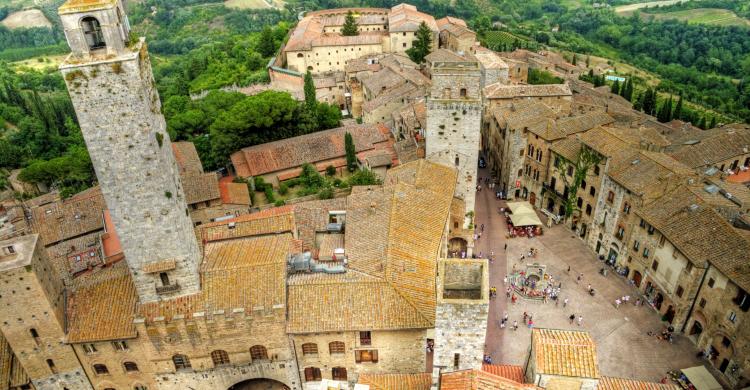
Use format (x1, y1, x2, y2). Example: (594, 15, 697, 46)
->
(406, 22, 433, 64)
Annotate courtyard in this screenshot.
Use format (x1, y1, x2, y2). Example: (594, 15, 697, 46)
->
(473, 167, 704, 383)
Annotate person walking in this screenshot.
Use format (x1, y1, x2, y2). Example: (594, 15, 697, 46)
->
(615, 298, 621, 309)
(503, 311, 509, 322)
(513, 320, 518, 331)
(503, 275, 507, 285)
(587, 283, 592, 293)
(511, 294, 517, 304)
(577, 315, 583, 326)
(569, 314, 575, 324)
(504, 243, 507, 251)
(563, 297, 569, 308)
(523, 311, 528, 324)
(577, 273, 582, 284)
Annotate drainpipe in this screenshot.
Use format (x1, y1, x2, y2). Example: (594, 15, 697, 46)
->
(681, 264, 710, 334)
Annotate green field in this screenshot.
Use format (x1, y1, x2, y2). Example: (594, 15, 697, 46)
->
(482, 31, 531, 50)
(642, 8, 750, 27)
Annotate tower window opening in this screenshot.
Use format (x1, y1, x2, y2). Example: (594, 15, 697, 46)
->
(81, 17, 106, 50)
(159, 272, 170, 286)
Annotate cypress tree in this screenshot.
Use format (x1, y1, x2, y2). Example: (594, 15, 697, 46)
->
(674, 94, 683, 120)
(633, 92, 644, 111)
(406, 21, 433, 64)
(610, 80, 620, 95)
(345, 132, 357, 171)
(342, 11, 359, 36)
(586, 55, 590, 68)
(708, 115, 716, 129)
(572, 55, 577, 66)
(304, 70, 316, 112)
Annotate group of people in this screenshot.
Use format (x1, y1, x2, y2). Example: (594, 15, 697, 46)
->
(477, 177, 497, 193)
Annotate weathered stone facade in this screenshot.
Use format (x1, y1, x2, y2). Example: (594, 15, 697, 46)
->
(425, 60, 482, 228)
(432, 259, 489, 388)
(60, 14, 201, 303)
(0, 235, 92, 390)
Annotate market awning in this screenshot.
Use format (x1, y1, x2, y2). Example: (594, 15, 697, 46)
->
(506, 201, 543, 226)
(681, 366, 722, 390)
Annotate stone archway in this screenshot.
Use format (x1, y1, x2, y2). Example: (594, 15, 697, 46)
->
(229, 378, 290, 390)
(449, 237, 468, 258)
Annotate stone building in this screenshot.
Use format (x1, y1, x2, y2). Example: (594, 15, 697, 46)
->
(483, 83, 572, 115)
(59, 0, 202, 303)
(436, 17, 476, 54)
(424, 53, 482, 230)
(525, 329, 599, 390)
(280, 5, 438, 75)
(230, 124, 396, 188)
(0, 234, 91, 390)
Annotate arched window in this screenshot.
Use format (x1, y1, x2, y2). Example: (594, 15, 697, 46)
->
(133, 385, 147, 390)
(459, 88, 467, 97)
(332, 366, 347, 380)
(123, 361, 139, 372)
(250, 345, 268, 360)
(211, 350, 230, 366)
(81, 17, 106, 50)
(301, 343, 318, 356)
(297, 53, 304, 58)
(329, 341, 345, 354)
(93, 364, 109, 375)
(172, 354, 191, 371)
(304, 367, 322, 382)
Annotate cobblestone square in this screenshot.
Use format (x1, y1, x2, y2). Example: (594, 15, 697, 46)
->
(473, 168, 704, 383)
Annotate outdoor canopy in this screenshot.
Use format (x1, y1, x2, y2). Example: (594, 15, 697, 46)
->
(681, 366, 722, 390)
(506, 201, 543, 226)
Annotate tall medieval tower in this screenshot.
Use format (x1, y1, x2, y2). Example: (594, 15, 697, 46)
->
(425, 58, 482, 228)
(59, 0, 201, 303)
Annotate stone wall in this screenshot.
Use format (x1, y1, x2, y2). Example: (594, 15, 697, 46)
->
(0, 236, 91, 389)
(291, 329, 426, 385)
(75, 339, 156, 390)
(61, 41, 202, 303)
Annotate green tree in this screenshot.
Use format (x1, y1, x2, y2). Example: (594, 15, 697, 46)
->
(347, 168, 382, 186)
(342, 11, 359, 36)
(697, 114, 707, 129)
(345, 132, 357, 172)
(316, 102, 342, 130)
(674, 94, 683, 120)
(406, 21, 433, 64)
(621, 78, 634, 102)
(304, 70, 316, 113)
(642, 88, 657, 116)
(610, 80, 620, 95)
(657, 95, 673, 123)
(257, 26, 277, 57)
(633, 91, 644, 111)
(708, 115, 716, 129)
(572, 54, 577, 66)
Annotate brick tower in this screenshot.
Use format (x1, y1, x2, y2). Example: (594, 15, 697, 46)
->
(59, 0, 201, 302)
(425, 57, 482, 228)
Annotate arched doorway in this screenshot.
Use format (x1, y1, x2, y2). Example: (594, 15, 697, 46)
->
(546, 198, 554, 212)
(448, 237, 468, 258)
(689, 320, 703, 337)
(632, 271, 642, 287)
(228, 378, 290, 390)
(654, 293, 664, 310)
(664, 305, 675, 324)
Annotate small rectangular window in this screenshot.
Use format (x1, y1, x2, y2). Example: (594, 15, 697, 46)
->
(699, 298, 706, 308)
(453, 353, 460, 369)
(651, 260, 659, 271)
(359, 331, 371, 346)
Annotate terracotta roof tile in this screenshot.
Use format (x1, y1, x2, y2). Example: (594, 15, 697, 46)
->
(67, 263, 138, 342)
(599, 376, 679, 390)
(637, 186, 750, 291)
(358, 373, 432, 390)
(484, 83, 571, 99)
(138, 234, 290, 322)
(219, 176, 251, 206)
(482, 364, 525, 383)
(532, 328, 599, 379)
(389, 3, 438, 32)
(556, 112, 614, 136)
(230, 125, 388, 177)
(172, 141, 204, 176)
(31, 186, 105, 246)
(200, 206, 295, 243)
(440, 369, 537, 390)
(669, 128, 750, 168)
(182, 173, 220, 205)
(550, 137, 582, 162)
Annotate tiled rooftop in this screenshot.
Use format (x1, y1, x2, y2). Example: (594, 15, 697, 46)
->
(218, 176, 251, 206)
(172, 141, 204, 176)
(440, 369, 537, 390)
(200, 205, 295, 243)
(66, 262, 138, 342)
(31, 186, 105, 246)
(670, 127, 750, 168)
(182, 173, 220, 205)
(482, 364, 525, 383)
(598, 376, 680, 390)
(531, 328, 599, 379)
(484, 83, 572, 99)
(230, 124, 388, 177)
(358, 373, 432, 390)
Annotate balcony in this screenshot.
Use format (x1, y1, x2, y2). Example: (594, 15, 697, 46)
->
(543, 182, 566, 199)
(156, 282, 180, 294)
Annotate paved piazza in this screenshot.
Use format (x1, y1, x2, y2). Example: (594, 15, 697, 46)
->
(473, 167, 703, 382)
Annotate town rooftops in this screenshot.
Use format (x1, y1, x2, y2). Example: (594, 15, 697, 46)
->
(484, 83, 572, 99)
(556, 111, 614, 136)
(637, 187, 750, 291)
(358, 372, 432, 390)
(669, 127, 750, 168)
(172, 141, 204, 176)
(550, 137, 582, 162)
(284, 8, 389, 52)
(472, 47, 509, 70)
(598, 376, 680, 390)
(66, 262, 138, 342)
(608, 151, 695, 201)
(230, 124, 389, 178)
(59, 0, 116, 14)
(31, 186, 106, 246)
(388, 3, 438, 32)
(426, 48, 469, 63)
(531, 328, 600, 379)
(182, 173, 220, 205)
(440, 368, 538, 390)
(218, 176, 251, 206)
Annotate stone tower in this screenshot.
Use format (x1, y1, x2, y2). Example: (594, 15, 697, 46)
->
(0, 235, 92, 390)
(59, 0, 201, 303)
(425, 56, 482, 228)
(431, 259, 489, 389)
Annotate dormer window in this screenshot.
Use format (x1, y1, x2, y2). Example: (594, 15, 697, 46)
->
(81, 17, 106, 50)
